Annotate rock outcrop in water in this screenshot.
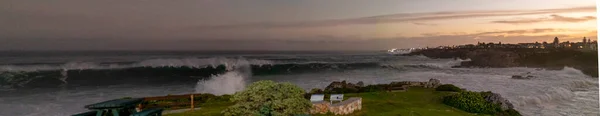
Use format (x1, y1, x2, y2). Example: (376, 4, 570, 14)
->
(481, 92, 515, 111)
(511, 75, 536, 79)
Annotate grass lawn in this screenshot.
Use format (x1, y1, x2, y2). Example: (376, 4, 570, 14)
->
(166, 87, 486, 116)
(164, 101, 234, 116)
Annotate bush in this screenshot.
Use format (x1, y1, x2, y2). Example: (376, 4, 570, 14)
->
(436, 84, 462, 92)
(442, 91, 502, 114)
(222, 80, 312, 116)
(309, 88, 323, 94)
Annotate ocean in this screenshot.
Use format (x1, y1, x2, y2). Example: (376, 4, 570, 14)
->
(0, 51, 597, 116)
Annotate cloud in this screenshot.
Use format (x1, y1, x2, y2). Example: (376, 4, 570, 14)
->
(412, 22, 438, 26)
(474, 28, 557, 35)
(491, 14, 596, 24)
(417, 28, 584, 37)
(191, 6, 596, 29)
(550, 14, 596, 22)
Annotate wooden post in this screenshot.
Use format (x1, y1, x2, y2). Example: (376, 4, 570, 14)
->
(190, 94, 195, 111)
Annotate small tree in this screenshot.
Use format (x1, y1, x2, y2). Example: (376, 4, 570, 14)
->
(222, 80, 312, 116)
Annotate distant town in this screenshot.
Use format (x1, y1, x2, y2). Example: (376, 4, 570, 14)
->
(435, 37, 597, 50)
(388, 37, 597, 54)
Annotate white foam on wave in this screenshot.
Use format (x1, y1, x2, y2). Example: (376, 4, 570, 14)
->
(422, 58, 471, 68)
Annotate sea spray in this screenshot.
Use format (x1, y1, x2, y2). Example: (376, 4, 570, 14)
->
(195, 71, 247, 95)
(195, 58, 254, 95)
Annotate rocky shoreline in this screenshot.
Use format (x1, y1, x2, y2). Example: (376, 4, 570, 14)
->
(405, 48, 598, 77)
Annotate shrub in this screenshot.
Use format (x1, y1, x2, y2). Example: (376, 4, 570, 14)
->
(222, 80, 312, 116)
(442, 91, 502, 114)
(309, 88, 323, 94)
(435, 84, 462, 92)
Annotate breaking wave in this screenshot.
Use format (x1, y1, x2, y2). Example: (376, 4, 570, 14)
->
(381, 58, 471, 70)
(0, 57, 382, 89)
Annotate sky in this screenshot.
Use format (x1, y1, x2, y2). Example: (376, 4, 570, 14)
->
(0, 0, 597, 51)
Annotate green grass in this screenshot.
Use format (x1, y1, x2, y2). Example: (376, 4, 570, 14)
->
(166, 87, 487, 116)
(164, 101, 234, 116)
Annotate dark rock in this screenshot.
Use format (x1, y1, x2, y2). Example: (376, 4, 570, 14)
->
(482, 92, 514, 110)
(511, 75, 535, 79)
(425, 78, 441, 88)
(511, 75, 523, 79)
(324, 80, 359, 93)
(325, 81, 344, 91)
